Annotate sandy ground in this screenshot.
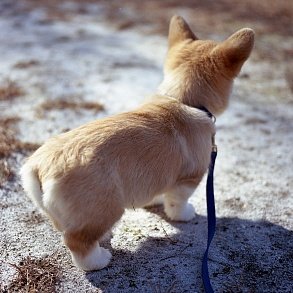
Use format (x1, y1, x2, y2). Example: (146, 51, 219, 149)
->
(0, 1, 292, 292)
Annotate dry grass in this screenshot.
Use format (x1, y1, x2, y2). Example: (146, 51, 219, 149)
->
(4, 254, 61, 293)
(22, 0, 292, 35)
(0, 117, 20, 158)
(38, 99, 104, 113)
(285, 66, 293, 94)
(104, 0, 293, 36)
(0, 79, 25, 101)
(0, 117, 40, 186)
(13, 60, 40, 69)
(0, 159, 13, 186)
(0, 117, 40, 159)
(22, 0, 292, 64)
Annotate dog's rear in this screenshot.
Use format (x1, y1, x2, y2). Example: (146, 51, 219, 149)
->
(20, 153, 62, 230)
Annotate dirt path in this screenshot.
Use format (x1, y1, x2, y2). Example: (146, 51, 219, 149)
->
(0, 1, 292, 292)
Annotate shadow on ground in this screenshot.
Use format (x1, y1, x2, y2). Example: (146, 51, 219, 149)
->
(85, 209, 293, 293)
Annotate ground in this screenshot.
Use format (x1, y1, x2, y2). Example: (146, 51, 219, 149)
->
(0, 1, 292, 292)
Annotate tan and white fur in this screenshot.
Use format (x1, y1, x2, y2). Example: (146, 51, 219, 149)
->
(20, 16, 254, 271)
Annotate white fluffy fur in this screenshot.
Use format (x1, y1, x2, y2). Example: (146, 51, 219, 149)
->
(164, 185, 196, 221)
(70, 242, 112, 271)
(20, 164, 43, 210)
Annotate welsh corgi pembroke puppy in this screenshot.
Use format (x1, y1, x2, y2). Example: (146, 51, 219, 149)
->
(20, 16, 254, 271)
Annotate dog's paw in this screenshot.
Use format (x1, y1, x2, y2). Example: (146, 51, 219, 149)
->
(71, 244, 112, 271)
(179, 203, 196, 221)
(165, 202, 195, 222)
(91, 247, 112, 270)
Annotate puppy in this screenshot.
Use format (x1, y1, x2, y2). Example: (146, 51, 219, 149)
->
(20, 16, 254, 271)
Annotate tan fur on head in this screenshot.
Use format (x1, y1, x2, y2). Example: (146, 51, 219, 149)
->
(159, 15, 254, 115)
(20, 15, 254, 271)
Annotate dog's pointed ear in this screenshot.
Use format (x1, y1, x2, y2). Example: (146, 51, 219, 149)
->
(168, 15, 198, 48)
(214, 28, 255, 75)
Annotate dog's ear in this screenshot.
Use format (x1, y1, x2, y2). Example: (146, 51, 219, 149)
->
(214, 28, 255, 75)
(168, 15, 198, 48)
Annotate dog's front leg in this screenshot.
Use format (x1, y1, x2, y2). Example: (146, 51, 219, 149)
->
(164, 177, 202, 222)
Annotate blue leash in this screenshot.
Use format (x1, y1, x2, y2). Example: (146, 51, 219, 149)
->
(201, 142, 217, 293)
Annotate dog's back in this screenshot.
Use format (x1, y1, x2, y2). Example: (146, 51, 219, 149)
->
(21, 98, 214, 211)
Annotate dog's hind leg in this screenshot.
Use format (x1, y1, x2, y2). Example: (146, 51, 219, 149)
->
(42, 177, 125, 270)
(164, 176, 204, 222)
(63, 227, 112, 271)
(62, 202, 124, 271)
(62, 201, 123, 271)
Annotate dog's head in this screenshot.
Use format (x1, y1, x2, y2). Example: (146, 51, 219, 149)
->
(159, 15, 254, 115)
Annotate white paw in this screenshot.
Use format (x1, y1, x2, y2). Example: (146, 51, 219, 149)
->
(71, 244, 112, 271)
(165, 202, 195, 222)
(179, 203, 196, 221)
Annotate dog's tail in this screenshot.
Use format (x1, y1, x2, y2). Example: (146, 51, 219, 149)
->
(20, 162, 44, 210)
